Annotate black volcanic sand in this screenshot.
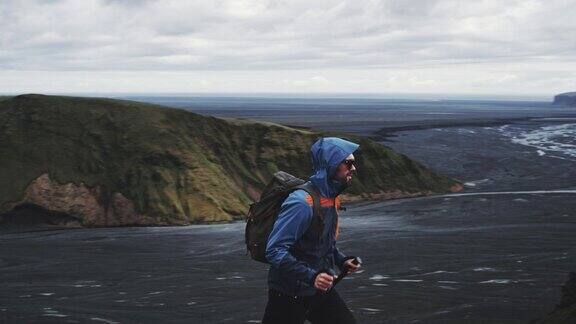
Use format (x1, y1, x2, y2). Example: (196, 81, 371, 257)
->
(2, 99, 576, 323)
(0, 193, 574, 323)
(378, 122, 576, 192)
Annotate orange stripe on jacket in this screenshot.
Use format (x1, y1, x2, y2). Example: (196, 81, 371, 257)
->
(304, 195, 337, 207)
(304, 194, 341, 240)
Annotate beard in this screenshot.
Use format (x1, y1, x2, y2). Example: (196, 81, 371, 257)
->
(340, 169, 354, 184)
(332, 171, 354, 195)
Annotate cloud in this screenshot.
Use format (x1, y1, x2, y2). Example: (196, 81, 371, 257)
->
(0, 0, 575, 94)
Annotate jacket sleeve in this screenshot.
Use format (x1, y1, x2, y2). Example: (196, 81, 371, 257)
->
(265, 191, 319, 286)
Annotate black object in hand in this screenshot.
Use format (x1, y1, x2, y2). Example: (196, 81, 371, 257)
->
(330, 257, 362, 290)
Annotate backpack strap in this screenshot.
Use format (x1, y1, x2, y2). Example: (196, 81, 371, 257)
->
(295, 182, 322, 219)
(293, 181, 324, 243)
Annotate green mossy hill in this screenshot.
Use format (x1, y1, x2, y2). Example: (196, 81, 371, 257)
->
(0, 94, 462, 226)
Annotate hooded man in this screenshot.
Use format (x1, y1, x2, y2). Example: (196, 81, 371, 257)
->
(262, 137, 361, 324)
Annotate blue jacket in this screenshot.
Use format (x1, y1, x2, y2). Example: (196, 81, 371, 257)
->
(265, 137, 360, 296)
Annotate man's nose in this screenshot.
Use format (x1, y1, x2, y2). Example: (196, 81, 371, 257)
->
(350, 164, 356, 172)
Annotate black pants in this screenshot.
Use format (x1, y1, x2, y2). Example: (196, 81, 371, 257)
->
(262, 288, 357, 324)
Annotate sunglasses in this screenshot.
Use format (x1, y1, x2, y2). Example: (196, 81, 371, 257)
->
(342, 159, 357, 169)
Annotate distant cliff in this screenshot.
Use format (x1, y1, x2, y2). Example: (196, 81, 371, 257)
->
(0, 94, 463, 228)
(553, 92, 576, 107)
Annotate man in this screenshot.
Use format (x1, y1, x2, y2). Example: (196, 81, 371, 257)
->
(262, 137, 362, 324)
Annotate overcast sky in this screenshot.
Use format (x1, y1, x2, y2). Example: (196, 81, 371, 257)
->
(1, 0, 575, 97)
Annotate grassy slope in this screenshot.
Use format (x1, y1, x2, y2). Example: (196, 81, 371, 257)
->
(0, 94, 462, 225)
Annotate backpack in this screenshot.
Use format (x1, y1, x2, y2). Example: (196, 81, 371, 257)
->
(245, 171, 324, 263)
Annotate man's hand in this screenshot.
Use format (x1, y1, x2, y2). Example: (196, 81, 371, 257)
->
(344, 258, 361, 273)
(314, 272, 334, 291)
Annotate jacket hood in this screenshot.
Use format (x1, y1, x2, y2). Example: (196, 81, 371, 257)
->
(308, 137, 360, 198)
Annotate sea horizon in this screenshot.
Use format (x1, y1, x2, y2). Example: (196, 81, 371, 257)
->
(0, 92, 556, 102)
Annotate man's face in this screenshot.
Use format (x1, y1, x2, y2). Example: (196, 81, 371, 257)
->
(334, 153, 357, 184)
